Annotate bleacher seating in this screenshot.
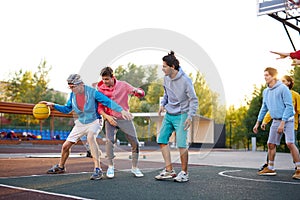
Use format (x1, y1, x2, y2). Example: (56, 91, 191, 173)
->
(0, 128, 70, 141)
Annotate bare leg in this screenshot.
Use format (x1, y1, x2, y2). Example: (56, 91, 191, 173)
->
(179, 147, 188, 173)
(286, 143, 300, 163)
(268, 143, 276, 167)
(59, 141, 74, 168)
(87, 131, 101, 169)
(160, 144, 173, 171)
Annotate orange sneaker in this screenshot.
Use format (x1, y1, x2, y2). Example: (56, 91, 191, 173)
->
(257, 167, 276, 176)
(292, 169, 300, 179)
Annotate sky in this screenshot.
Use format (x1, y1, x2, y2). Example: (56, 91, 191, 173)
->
(0, 0, 299, 108)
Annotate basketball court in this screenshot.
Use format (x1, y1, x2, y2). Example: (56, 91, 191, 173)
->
(1, 144, 300, 200)
(1, 1, 300, 199)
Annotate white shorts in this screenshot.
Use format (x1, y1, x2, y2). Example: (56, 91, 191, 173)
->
(67, 119, 101, 143)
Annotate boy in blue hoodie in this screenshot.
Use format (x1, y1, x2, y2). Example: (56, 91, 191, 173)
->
(155, 51, 198, 182)
(253, 67, 300, 179)
(41, 74, 133, 180)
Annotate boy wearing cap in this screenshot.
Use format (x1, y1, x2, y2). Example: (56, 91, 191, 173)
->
(40, 74, 133, 180)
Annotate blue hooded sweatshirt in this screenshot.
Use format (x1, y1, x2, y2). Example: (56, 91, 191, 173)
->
(54, 85, 123, 124)
(257, 80, 294, 122)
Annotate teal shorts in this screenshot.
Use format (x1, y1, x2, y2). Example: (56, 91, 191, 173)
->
(157, 112, 188, 148)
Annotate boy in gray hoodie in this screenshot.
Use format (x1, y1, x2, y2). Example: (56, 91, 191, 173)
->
(155, 51, 198, 182)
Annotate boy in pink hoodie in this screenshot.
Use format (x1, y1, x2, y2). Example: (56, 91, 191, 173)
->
(97, 66, 145, 178)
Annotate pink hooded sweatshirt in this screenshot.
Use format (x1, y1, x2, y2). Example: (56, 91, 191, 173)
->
(290, 50, 300, 59)
(97, 77, 144, 119)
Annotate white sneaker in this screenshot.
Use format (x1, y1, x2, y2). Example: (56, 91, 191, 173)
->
(131, 167, 144, 177)
(155, 168, 176, 180)
(174, 171, 189, 182)
(106, 166, 114, 178)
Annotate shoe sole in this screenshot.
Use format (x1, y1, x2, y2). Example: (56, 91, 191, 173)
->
(133, 174, 144, 177)
(47, 171, 65, 174)
(155, 176, 176, 180)
(258, 173, 277, 176)
(174, 179, 189, 183)
(90, 176, 103, 180)
(155, 178, 174, 181)
(292, 176, 300, 179)
(106, 175, 114, 178)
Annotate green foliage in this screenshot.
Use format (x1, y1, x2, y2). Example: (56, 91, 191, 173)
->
(226, 105, 248, 149)
(192, 71, 225, 123)
(224, 84, 269, 150)
(115, 63, 146, 87)
(3, 59, 53, 103)
(145, 82, 164, 110)
(292, 66, 300, 93)
(246, 85, 268, 148)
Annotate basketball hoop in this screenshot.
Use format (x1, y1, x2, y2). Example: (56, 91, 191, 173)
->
(285, 0, 300, 17)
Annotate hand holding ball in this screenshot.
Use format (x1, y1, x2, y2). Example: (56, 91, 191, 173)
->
(32, 103, 51, 120)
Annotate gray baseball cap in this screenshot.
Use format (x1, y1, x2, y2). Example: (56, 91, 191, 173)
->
(67, 74, 83, 85)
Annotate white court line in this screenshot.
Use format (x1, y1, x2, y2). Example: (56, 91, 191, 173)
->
(0, 183, 94, 200)
(0, 172, 90, 179)
(0, 167, 161, 179)
(218, 170, 300, 185)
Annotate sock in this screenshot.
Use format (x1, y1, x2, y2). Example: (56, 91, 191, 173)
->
(95, 167, 101, 172)
(268, 161, 274, 170)
(295, 162, 300, 170)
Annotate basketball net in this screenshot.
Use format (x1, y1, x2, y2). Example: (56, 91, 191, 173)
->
(284, 0, 300, 17)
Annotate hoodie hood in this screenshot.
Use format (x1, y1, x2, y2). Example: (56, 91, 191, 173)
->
(166, 67, 183, 81)
(268, 80, 282, 90)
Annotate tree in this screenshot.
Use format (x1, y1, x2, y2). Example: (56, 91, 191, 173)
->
(115, 63, 146, 87)
(3, 59, 54, 104)
(292, 66, 300, 93)
(226, 105, 248, 149)
(192, 71, 225, 123)
(144, 82, 164, 110)
(1, 59, 67, 129)
(244, 84, 269, 150)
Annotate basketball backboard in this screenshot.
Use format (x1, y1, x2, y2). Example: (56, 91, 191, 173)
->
(257, 0, 300, 16)
(257, 0, 286, 16)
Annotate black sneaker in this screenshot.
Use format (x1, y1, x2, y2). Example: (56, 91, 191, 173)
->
(86, 150, 92, 158)
(47, 164, 65, 174)
(258, 163, 268, 172)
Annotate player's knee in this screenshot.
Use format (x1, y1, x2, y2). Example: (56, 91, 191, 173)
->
(131, 142, 139, 153)
(268, 143, 276, 150)
(86, 132, 96, 143)
(286, 142, 295, 149)
(106, 138, 115, 144)
(62, 142, 72, 152)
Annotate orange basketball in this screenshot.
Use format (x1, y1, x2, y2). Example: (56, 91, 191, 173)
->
(32, 103, 50, 120)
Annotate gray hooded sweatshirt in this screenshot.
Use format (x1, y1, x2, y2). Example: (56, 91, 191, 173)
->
(161, 68, 199, 120)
